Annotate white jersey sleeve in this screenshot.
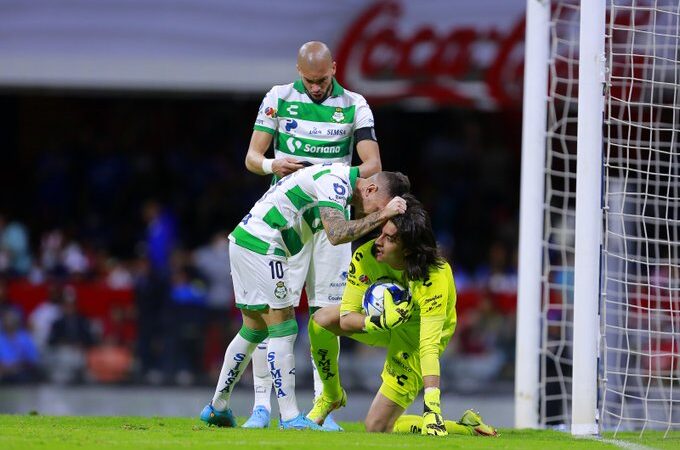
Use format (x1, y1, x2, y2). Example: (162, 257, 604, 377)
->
(314, 169, 352, 212)
(254, 87, 280, 134)
(353, 94, 375, 130)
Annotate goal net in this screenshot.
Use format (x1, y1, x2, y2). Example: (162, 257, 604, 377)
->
(602, 0, 680, 434)
(519, 0, 680, 435)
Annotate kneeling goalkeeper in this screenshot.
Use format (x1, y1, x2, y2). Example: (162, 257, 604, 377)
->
(309, 194, 498, 437)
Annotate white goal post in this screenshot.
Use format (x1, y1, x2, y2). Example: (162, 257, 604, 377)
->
(516, 0, 680, 437)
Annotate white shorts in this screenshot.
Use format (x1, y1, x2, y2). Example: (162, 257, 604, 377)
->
(288, 231, 351, 309)
(229, 243, 293, 310)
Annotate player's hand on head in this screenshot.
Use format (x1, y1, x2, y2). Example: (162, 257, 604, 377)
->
(272, 157, 305, 177)
(382, 196, 407, 220)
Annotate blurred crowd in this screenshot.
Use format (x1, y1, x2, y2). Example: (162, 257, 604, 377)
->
(0, 210, 518, 392)
(0, 94, 522, 392)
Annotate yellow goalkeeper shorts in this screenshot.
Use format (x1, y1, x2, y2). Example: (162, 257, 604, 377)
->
(378, 329, 424, 409)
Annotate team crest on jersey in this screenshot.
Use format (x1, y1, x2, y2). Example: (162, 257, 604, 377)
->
(359, 274, 371, 284)
(332, 108, 344, 123)
(265, 107, 277, 118)
(274, 281, 287, 299)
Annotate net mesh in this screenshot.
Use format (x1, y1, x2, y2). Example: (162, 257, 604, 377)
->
(602, 0, 680, 435)
(541, 0, 580, 428)
(540, 0, 680, 435)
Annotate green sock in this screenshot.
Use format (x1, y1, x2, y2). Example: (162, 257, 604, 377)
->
(308, 315, 342, 399)
(393, 415, 476, 436)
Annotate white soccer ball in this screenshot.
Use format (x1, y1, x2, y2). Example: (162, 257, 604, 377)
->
(363, 280, 409, 317)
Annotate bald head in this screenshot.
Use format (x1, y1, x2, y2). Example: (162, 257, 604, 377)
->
(297, 41, 336, 102)
(297, 41, 333, 71)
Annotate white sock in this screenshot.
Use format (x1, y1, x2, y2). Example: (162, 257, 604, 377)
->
(251, 338, 272, 412)
(267, 334, 299, 421)
(212, 333, 257, 411)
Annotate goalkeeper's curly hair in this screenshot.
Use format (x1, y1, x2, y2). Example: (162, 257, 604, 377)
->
(389, 194, 444, 281)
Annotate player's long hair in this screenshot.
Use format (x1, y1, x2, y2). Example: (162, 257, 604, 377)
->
(390, 194, 444, 281)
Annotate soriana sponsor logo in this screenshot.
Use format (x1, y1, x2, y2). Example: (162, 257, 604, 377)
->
(335, 0, 526, 108)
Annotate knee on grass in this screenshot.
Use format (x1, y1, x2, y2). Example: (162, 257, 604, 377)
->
(365, 416, 391, 433)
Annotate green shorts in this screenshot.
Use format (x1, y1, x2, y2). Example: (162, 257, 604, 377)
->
(350, 323, 423, 410)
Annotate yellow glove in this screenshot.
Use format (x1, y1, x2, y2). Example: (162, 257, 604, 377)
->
(422, 388, 448, 436)
(363, 286, 412, 333)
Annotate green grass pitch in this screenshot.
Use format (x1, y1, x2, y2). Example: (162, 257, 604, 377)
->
(0, 415, 677, 449)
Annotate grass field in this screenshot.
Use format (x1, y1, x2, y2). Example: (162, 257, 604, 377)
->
(1, 415, 678, 450)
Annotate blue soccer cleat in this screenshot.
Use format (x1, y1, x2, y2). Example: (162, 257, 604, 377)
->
(200, 403, 237, 427)
(321, 413, 343, 431)
(279, 413, 325, 430)
(242, 405, 271, 429)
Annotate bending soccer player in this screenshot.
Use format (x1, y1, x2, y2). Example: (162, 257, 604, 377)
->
(311, 195, 498, 436)
(242, 40, 382, 430)
(200, 163, 409, 430)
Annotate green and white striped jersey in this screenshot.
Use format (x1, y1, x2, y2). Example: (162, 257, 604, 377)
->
(229, 163, 359, 258)
(254, 78, 375, 166)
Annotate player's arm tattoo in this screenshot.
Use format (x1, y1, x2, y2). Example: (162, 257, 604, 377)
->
(320, 207, 385, 245)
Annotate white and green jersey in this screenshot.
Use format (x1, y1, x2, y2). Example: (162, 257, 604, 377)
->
(229, 163, 359, 258)
(254, 78, 375, 166)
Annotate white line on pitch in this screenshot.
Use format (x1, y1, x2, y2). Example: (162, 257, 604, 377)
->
(578, 436, 658, 450)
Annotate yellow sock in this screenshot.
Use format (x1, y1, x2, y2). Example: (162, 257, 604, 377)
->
(393, 415, 476, 436)
(445, 419, 476, 436)
(393, 415, 423, 434)
(308, 316, 342, 399)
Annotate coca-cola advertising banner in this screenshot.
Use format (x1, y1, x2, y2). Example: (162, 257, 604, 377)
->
(0, 0, 525, 108)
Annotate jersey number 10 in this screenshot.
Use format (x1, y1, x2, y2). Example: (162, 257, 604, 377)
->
(269, 261, 284, 279)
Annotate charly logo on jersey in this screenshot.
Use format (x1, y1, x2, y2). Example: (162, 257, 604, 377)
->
(287, 104, 299, 116)
(274, 281, 287, 299)
(332, 107, 345, 122)
(285, 119, 298, 132)
(286, 137, 302, 153)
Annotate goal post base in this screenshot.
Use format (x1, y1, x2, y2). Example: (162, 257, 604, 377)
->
(571, 423, 598, 436)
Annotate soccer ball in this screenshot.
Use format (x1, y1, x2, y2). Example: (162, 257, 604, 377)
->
(363, 280, 409, 317)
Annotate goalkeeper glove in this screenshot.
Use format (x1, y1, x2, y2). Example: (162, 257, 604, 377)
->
(364, 287, 412, 333)
(422, 388, 447, 436)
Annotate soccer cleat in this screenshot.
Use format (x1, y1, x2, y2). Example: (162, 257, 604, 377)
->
(242, 405, 270, 429)
(459, 409, 499, 437)
(279, 413, 325, 430)
(200, 403, 237, 428)
(321, 413, 343, 431)
(306, 389, 347, 425)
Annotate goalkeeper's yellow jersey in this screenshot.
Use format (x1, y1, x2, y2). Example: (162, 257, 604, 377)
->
(341, 240, 457, 377)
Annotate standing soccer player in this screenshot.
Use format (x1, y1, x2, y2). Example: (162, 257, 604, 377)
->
(200, 164, 409, 430)
(311, 196, 498, 436)
(242, 41, 382, 430)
